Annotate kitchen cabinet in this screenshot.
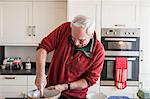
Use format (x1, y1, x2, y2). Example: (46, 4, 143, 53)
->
(27, 75, 36, 92)
(67, 0, 101, 41)
(0, 2, 3, 45)
(0, 75, 36, 98)
(101, 0, 140, 28)
(0, 2, 32, 45)
(31, 1, 66, 45)
(139, 0, 150, 94)
(0, 74, 101, 98)
(0, 75, 27, 99)
(0, 1, 66, 46)
(139, 1, 150, 74)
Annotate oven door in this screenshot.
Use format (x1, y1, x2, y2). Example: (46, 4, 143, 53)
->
(101, 37, 140, 51)
(101, 56, 139, 81)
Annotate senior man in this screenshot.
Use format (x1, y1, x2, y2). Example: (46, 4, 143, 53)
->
(35, 15, 105, 98)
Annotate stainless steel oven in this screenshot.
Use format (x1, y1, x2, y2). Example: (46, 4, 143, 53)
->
(100, 28, 140, 86)
(101, 28, 140, 51)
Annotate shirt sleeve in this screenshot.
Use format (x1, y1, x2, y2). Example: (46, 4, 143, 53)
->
(82, 42, 105, 87)
(37, 22, 70, 53)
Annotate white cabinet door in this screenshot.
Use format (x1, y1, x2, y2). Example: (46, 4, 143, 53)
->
(0, 1, 66, 45)
(32, 1, 67, 44)
(67, 0, 97, 21)
(102, 0, 140, 28)
(0, 2, 2, 45)
(0, 75, 27, 98)
(0, 2, 32, 45)
(0, 75, 27, 85)
(0, 86, 27, 99)
(67, 0, 101, 41)
(139, 73, 150, 91)
(139, 2, 150, 74)
(27, 75, 36, 92)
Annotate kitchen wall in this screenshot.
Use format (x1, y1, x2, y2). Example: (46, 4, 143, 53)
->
(4, 46, 53, 62)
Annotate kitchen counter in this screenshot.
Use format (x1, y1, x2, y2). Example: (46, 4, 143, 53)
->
(0, 62, 50, 75)
(0, 69, 36, 75)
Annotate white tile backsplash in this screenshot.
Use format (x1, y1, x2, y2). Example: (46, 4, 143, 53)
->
(5, 46, 53, 62)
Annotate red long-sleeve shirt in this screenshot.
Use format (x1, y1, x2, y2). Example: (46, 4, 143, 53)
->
(37, 22, 105, 98)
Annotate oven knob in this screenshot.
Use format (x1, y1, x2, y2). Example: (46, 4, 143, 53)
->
(114, 32, 117, 35)
(106, 31, 110, 35)
(132, 32, 135, 35)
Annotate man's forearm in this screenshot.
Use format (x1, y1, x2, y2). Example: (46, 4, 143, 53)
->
(36, 48, 47, 76)
(69, 78, 88, 90)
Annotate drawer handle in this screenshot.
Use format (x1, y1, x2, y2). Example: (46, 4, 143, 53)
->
(114, 24, 126, 27)
(4, 77, 15, 79)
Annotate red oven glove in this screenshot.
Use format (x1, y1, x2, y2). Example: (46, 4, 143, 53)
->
(115, 57, 128, 89)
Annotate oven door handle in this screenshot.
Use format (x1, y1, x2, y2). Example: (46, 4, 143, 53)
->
(104, 38, 136, 41)
(105, 57, 136, 61)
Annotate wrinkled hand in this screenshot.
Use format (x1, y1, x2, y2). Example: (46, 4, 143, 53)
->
(47, 84, 68, 92)
(35, 74, 47, 97)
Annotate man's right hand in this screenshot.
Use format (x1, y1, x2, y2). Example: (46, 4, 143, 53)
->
(35, 74, 47, 97)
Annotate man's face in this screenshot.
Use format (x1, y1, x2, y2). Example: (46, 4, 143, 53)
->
(71, 25, 92, 48)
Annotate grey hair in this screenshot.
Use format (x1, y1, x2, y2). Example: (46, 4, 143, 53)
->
(71, 15, 95, 36)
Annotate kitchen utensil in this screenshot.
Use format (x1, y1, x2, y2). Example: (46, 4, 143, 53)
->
(25, 57, 31, 70)
(28, 89, 40, 99)
(25, 62, 31, 69)
(28, 88, 60, 99)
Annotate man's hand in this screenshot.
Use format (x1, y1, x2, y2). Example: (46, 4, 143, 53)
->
(47, 84, 68, 92)
(35, 74, 47, 97)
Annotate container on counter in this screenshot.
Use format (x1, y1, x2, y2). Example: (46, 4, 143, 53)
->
(25, 57, 31, 70)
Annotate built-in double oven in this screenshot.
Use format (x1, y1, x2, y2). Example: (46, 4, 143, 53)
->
(101, 28, 140, 86)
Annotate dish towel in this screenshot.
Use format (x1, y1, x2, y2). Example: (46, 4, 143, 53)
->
(115, 57, 128, 89)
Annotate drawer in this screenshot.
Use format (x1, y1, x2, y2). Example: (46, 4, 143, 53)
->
(27, 75, 36, 85)
(0, 85, 27, 98)
(0, 75, 27, 85)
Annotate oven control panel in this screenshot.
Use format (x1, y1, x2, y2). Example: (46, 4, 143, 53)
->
(101, 28, 140, 37)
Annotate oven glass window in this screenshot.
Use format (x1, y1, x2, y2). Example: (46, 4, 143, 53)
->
(107, 61, 114, 79)
(128, 61, 132, 79)
(106, 60, 133, 79)
(108, 42, 132, 50)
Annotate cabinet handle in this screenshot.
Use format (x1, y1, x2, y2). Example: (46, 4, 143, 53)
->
(28, 26, 32, 36)
(140, 50, 143, 61)
(32, 26, 36, 36)
(114, 24, 126, 27)
(4, 77, 15, 79)
(138, 82, 143, 89)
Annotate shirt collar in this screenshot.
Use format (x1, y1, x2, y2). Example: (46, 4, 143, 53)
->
(68, 35, 94, 58)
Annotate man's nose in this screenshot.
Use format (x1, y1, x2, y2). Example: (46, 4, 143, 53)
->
(74, 40, 80, 46)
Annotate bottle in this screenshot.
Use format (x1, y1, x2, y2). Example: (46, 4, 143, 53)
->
(25, 57, 31, 70)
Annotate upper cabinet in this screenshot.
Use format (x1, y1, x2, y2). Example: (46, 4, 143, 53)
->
(101, 0, 140, 28)
(67, 0, 98, 21)
(0, 1, 67, 46)
(31, 1, 66, 45)
(67, 0, 101, 41)
(0, 2, 32, 45)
